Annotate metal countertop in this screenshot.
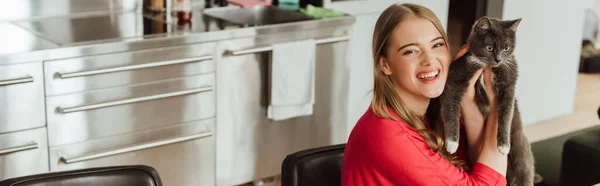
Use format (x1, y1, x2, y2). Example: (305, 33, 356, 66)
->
(0, 6, 355, 65)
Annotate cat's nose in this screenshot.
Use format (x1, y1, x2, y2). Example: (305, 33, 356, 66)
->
(494, 57, 502, 62)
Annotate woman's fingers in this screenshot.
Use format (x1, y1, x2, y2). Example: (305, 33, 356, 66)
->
(463, 68, 484, 100)
(482, 67, 496, 104)
(453, 43, 470, 61)
(469, 68, 484, 87)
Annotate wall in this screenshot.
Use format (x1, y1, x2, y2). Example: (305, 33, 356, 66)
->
(502, 0, 584, 125)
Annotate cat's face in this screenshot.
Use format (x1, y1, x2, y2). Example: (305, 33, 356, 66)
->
(469, 17, 521, 67)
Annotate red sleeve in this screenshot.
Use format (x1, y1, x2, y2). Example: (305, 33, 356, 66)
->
(369, 120, 507, 186)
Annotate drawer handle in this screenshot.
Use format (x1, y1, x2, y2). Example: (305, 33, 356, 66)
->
(58, 55, 213, 79)
(227, 36, 349, 56)
(0, 142, 38, 155)
(0, 76, 33, 86)
(58, 86, 212, 114)
(60, 131, 213, 164)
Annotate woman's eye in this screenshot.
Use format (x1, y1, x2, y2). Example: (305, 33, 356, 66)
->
(403, 50, 416, 55)
(503, 47, 510, 52)
(433, 43, 445, 48)
(486, 46, 494, 52)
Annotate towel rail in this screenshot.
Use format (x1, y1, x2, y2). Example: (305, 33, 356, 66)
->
(228, 36, 349, 56)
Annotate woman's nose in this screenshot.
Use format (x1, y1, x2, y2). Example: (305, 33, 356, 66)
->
(421, 53, 434, 66)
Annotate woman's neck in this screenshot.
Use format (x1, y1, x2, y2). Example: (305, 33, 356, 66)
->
(394, 86, 430, 115)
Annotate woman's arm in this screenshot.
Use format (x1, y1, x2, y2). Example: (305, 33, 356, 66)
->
(461, 68, 486, 166)
(454, 44, 486, 166)
(473, 68, 508, 176)
(460, 66, 508, 175)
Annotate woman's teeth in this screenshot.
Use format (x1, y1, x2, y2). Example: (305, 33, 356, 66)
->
(417, 70, 439, 80)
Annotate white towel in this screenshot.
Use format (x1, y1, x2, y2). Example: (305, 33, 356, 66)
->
(267, 39, 316, 121)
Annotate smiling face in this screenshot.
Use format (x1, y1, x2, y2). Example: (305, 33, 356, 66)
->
(379, 16, 451, 101)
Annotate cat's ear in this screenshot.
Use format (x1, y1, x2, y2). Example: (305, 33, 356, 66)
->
(474, 16, 491, 30)
(508, 18, 522, 32)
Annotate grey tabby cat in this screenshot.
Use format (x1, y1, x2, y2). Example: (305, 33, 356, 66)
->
(440, 16, 535, 185)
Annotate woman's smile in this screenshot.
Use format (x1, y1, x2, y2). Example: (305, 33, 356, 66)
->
(416, 68, 440, 83)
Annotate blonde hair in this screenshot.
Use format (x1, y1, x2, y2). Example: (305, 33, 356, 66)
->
(371, 3, 466, 170)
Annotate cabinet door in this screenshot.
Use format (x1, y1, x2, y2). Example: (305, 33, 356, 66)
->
(44, 42, 215, 96)
(0, 127, 49, 180)
(46, 73, 215, 146)
(0, 62, 45, 133)
(215, 28, 351, 185)
(49, 119, 215, 186)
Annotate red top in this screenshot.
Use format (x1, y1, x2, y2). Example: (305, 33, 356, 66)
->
(341, 107, 507, 186)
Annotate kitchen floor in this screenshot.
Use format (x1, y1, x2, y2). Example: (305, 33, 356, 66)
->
(524, 72, 600, 143)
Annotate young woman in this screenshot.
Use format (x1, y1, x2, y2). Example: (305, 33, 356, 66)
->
(341, 3, 508, 186)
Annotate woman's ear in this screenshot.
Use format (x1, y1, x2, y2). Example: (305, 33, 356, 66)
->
(379, 57, 392, 75)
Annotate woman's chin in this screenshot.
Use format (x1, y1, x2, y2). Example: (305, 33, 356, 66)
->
(420, 87, 444, 98)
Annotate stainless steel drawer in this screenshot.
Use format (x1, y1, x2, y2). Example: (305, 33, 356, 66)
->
(44, 42, 216, 96)
(46, 73, 215, 146)
(0, 127, 49, 180)
(49, 119, 215, 186)
(0, 62, 45, 133)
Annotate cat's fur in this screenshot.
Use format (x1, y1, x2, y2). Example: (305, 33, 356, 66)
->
(439, 16, 535, 185)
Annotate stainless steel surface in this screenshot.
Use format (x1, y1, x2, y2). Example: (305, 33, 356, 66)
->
(61, 131, 213, 163)
(0, 62, 46, 134)
(203, 6, 312, 26)
(0, 0, 140, 22)
(0, 23, 59, 55)
(0, 15, 354, 64)
(50, 119, 215, 186)
(46, 73, 215, 146)
(215, 27, 351, 185)
(12, 11, 171, 46)
(0, 127, 49, 180)
(59, 86, 212, 113)
(45, 42, 216, 96)
(0, 142, 38, 155)
(229, 35, 350, 56)
(58, 55, 213, 79)
(0, 76, 33, 86)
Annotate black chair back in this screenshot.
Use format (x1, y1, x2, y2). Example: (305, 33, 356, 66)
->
(281, 144, 346, 186)
(0, 165, 162, 186)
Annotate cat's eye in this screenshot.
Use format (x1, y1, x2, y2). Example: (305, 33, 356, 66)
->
(503, 47, 510, 52)
(486, 46, 493, 52)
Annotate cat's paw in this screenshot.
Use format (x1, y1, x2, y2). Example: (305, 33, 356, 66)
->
(498, 144, 511, 155)
(446, 140, 459, 154)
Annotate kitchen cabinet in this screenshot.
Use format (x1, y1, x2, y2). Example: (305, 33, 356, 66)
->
(215, 27, 351, 185)
(0, 127, 49, 180)
(0, 62, 45, 133)
(44, 42, 216, 96)
(42, 42, 218, 185)
(49, 119, 215, 186)
(45, 73, 215, 146)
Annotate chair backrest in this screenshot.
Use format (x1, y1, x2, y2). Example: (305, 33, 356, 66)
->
(0, 165, 162, 186)
(281, 143, 345, 186)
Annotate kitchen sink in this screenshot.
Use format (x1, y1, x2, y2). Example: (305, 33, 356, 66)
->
(202, 6, 313, 27)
